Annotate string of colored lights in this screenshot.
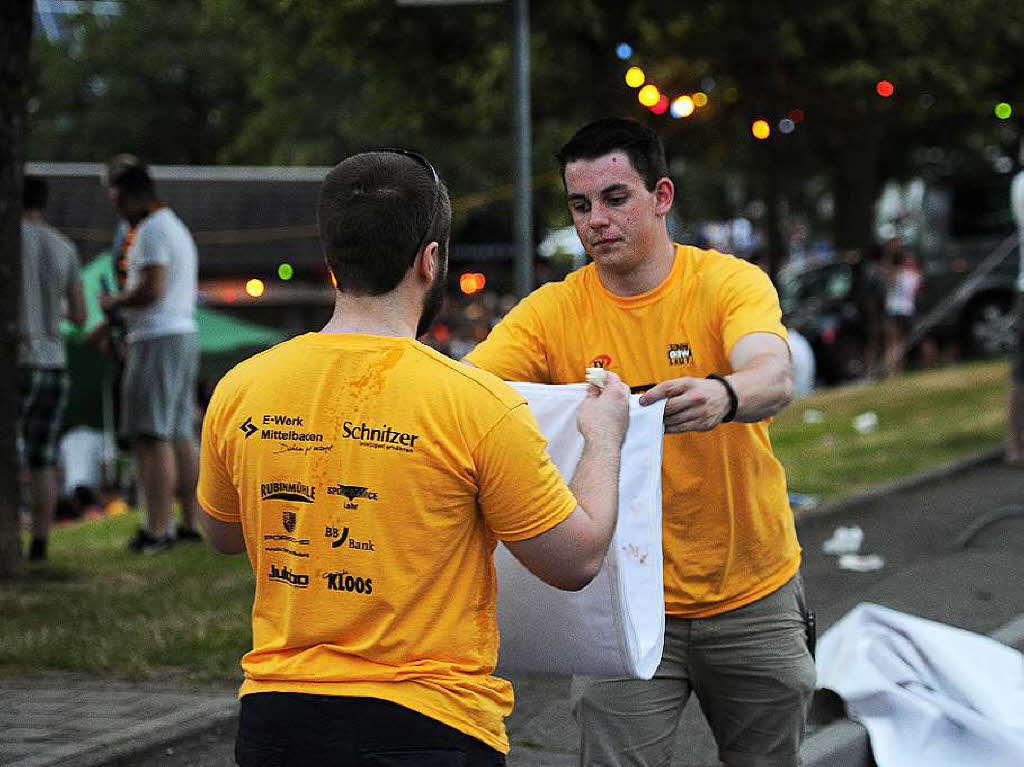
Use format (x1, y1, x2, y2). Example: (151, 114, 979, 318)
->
(615, 42, 1014, 141)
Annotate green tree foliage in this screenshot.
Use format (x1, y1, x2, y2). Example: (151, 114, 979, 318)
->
(25, 0, 1024, 252)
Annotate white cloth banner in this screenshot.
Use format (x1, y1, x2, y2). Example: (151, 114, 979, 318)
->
(816, 603, 1024, 767)
(495, 382, 666, 679)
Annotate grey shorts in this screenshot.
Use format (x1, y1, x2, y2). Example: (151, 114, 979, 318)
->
(571, 574, 816, 767)
(120, 333, 199, 441)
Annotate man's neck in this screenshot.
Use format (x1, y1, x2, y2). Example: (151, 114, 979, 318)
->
(320, 291, 418, 339)
(22, 210, 44, 223)
(596, 238, 676, 297)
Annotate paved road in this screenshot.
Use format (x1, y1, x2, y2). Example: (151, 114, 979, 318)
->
(5, 455, 1024, 767)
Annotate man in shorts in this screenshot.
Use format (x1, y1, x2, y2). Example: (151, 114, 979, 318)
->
(198, 149, 631, 765)
(18, 176, 87, 561)
(96, 162, 201, 552)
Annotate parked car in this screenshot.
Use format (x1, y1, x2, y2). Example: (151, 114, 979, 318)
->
(783, 173, 1020, 384)
(780, 260, 875, 384)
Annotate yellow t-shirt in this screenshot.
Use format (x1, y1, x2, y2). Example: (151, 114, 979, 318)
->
(466, 244, 800, 618)
(198, 332, 578, 754)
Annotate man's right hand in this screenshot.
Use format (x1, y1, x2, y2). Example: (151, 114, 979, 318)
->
(577, 371, 630, 447)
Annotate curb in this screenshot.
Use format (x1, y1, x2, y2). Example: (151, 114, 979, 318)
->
(794, 447, 1004, 522)
(45, 696, 237, 767)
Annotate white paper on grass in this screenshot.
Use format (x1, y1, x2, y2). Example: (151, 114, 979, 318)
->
(495, 382, 666, 679)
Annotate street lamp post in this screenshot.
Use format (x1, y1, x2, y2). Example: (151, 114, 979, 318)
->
(397, 0, 533, 297)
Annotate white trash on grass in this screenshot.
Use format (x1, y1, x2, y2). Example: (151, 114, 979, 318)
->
(823, 525, 864, 555)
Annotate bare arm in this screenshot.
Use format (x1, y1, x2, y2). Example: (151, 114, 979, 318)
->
(100, 264, 166, 310)
(503, 374, 630, 591)
(66, 279, 87, 329)
(639, 332, 793, 432)
(199, 505, 246, 554)
(724, 332, 793, 421)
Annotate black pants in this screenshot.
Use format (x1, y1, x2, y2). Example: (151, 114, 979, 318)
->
(235, 693, 506, 766)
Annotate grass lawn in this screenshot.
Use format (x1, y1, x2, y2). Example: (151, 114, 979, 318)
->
(772, 358, 1009, 502)
(0, 511, 253, 685)
(0, 358, 1010, 683)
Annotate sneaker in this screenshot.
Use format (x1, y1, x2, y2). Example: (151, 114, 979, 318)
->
(127, 527, 175, 554)
(174, 525, 203, 543)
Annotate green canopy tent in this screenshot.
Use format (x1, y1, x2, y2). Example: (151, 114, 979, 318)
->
(63, 251, 289, 430)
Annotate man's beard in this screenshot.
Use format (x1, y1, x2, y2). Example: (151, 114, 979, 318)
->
(416, 253, 448, 338)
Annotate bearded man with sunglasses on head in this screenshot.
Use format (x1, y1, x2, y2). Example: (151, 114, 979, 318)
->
(198, 150, 630, 766)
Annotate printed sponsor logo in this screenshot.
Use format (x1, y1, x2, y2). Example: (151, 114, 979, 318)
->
(261, 481, 316, 503)
(324, 570, 373, 594)
(273, 443, 333, 455)
(263, 546, 309, 558)
(667, 342, 692, 366)
(590, 354, 612, 369)
(342, 421, 419, 452)
(282, 511, 297, 533)
(264, 534, 309, 545)
(269, 563, 309, 588)
(326, 526, 350, 548)
(240, 414, 325, 443)
(263, 415, 304, 427)
(326, 484, 379, 509)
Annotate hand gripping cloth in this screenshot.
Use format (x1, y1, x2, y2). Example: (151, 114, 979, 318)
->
(495, 382, 666, 679)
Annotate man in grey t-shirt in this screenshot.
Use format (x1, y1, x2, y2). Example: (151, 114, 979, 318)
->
(18, 176, 87, 561)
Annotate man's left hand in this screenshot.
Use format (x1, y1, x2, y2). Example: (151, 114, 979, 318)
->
(639, 377, 730, 433)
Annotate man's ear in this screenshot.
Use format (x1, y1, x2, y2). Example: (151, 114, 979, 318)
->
(654, 177, 675, 217)
(415, 241, 441, 283)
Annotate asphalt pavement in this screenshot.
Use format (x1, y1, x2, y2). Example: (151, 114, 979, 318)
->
(4, 451, 1024, 767)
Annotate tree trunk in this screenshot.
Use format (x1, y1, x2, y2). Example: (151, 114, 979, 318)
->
(0, 1, 33, 579)
(831, 126, 882, 252)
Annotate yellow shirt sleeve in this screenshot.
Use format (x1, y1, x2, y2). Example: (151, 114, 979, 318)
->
(197, 385, 241, 523)
(717, 260, 789, 355)
(465, 294, 550, 383)
(473, 403, 577, 541)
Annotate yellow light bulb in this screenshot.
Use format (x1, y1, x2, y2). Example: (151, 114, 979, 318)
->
(639, 84, 660, 107)
(245, 278, 265, 298)
(752, 119, 771, 140)
(625, 66, 645, 88)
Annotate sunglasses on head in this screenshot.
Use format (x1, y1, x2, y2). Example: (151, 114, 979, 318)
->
(379, 148, 441, 253)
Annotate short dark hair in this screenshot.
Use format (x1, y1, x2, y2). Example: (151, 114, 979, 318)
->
(108, 162, 156, 199)
(23, 176, 47, 210)
(556, 117, 669, 191)
(317, 151, 451, 296)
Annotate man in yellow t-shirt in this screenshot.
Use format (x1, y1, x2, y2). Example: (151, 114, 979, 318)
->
(466, 118, 815, 767)
(198, 150, 630, 766)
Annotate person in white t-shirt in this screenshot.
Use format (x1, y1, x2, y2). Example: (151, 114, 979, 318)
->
(93, 162, 201, 553)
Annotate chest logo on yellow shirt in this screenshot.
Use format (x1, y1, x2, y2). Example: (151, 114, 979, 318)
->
(589, 354, 612, 369)
(667, 342, 693, 366)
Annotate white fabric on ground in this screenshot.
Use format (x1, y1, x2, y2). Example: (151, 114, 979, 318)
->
(495, 382, 666, 679)
(816, 603, 1024, 767)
